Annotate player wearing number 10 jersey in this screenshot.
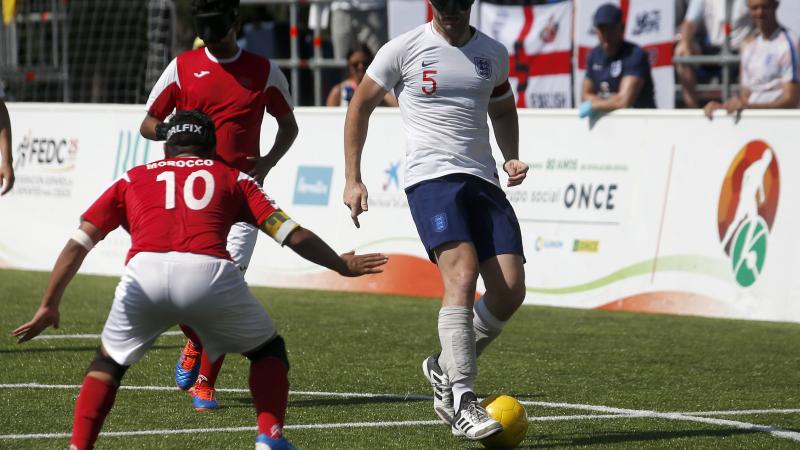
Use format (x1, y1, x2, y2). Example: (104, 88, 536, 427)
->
(13, 111, 387, 450)
(343, 0, 529, 441)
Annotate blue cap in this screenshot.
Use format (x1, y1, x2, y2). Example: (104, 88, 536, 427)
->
(593, 3, 622, 26)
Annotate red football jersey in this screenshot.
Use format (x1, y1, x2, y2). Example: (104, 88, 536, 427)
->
(145, 47, 293, 172)
(82, 158, 292, 263)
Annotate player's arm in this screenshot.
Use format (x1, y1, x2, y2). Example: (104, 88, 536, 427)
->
(140, 58, 179, 141)
(588, 75, 644, 112)
(0, 99, 14, 195)
(488, 89, 527, 187)
(248, 111, 299, 184)
(343, 75, 387, 227)
(140, 114, 170, 141)
(381, 91, 399, 107)
(11, 221, 105, 343)
(258, 208, 387, 276)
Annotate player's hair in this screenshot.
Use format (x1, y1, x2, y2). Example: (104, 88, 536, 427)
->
(164, 109, 217, 158)
(191, 0, 240, 15)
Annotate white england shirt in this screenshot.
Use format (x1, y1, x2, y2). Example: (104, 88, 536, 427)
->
(366, 22, 512, 188)
(741, 27, 800, 106)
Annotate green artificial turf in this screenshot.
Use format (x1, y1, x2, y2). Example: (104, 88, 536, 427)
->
(1, 268, 799, 449)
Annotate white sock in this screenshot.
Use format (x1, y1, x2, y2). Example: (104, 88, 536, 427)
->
(474, 297, 507, 357)
(437, 306, 476, 410)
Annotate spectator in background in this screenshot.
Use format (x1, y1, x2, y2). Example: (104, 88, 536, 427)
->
(674, 0, 753, 107)
(704, 0, 799, 118)
(330, 0, 387, 60)
(326, 44, 397, 107)
(0, 82, 13, 196)
(580, 3, 656, 118)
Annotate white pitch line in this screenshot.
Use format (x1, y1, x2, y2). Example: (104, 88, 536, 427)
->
(0, 384, 430, 399)
(0, 412, 794, 441)
(680, 409, 800, 416)
(1, 384, 800, 442)
(31, 331, 183, 340)
(523, 400, 800, 442)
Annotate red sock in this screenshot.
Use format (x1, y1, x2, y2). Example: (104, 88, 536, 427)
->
(197, 352, 225, 389)
(70, 376, 119, 450)
(249, 357, 289, 438)
(179, 324, 202, 351)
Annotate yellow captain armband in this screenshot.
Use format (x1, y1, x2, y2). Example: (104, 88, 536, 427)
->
(260, 209, 300, 245)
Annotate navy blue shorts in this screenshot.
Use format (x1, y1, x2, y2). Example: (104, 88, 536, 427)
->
(405, 173, 525, 263)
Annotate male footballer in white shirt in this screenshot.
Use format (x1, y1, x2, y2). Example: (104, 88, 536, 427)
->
(343, 0, 529, 440)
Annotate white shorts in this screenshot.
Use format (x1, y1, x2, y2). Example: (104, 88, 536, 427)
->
(227, 221, 259, 273)
(101, 252, 276, 366)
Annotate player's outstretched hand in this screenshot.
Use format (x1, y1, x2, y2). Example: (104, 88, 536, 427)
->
(0, 162, 14, 195)
(11, 306, 60, 343)
(343, 180, 369, 228)
(339, 250, 388, 277)
(503, 160, 529, 187)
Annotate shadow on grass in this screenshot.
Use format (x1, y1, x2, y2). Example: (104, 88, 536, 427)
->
(0, 344, 182, 354)
(461, 428, 764, 448)
(221, 396, 432, 409)
(218, 390, 546, 410)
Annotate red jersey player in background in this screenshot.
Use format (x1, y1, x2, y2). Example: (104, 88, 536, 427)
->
(140, 0, 299, 410)
(13, 110, 387, 450)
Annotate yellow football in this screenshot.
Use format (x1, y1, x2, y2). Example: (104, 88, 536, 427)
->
(479, 394, 528, 448)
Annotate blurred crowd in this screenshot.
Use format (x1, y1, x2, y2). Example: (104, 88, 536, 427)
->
(185, 0, 797, 112)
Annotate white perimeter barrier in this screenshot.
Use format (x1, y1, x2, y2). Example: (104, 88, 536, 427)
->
(1, 104, 798, 323)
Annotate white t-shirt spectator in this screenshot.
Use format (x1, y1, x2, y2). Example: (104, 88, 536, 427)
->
(741, 27, 800, 106)
(685, 0, 752, 49)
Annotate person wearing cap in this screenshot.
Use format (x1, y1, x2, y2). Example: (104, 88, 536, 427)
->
(13, 110, 387, 450)
(139, 0, 299, 411)
(704, 0, 799, 119)
(343, 0, 528, 441)
(580, 3, 656, 118)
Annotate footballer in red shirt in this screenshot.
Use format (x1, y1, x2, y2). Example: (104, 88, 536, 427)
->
(139, 0, 299, 408)
(13, 110, 387, 450)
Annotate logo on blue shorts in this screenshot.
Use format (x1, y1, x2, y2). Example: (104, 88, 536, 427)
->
(432, 213, 448, 232)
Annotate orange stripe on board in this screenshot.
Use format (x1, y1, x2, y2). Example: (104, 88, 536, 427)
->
(265, 254, 444, 298)
(598, 291, 732, 318)
(260, 254, 484, 300)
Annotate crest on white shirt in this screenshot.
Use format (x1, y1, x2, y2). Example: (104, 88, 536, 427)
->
(474, 57, 492, 79)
